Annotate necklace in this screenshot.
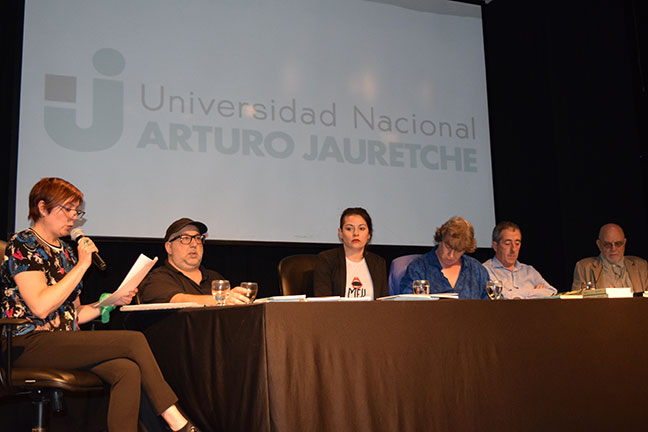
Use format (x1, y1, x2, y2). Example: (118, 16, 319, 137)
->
(29, 228, 63, 251)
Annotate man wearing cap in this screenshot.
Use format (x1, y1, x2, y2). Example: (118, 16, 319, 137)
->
(138, 218, 248, 305)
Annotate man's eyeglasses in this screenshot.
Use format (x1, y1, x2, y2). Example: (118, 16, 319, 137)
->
(600, 240, 625, 250)
(58, 205, 86, 218)
(168, 234, 206, 245)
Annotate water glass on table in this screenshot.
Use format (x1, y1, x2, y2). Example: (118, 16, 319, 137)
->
(240, 282, 259, 303)
(486, 280, 503, 300)
(412, 280, 430, 295)
(211, 280, 230, 305)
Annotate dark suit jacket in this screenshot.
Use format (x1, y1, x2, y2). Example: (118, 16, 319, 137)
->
(313, 247, 388, 298)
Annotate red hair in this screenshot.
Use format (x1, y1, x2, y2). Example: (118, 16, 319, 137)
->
(28, 178, 84, 223)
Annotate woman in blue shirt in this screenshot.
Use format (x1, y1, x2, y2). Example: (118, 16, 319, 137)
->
(399, 216, 488, 299)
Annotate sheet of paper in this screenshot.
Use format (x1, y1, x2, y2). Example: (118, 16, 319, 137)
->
(338, 296, 372, 302)
(378, 293, 457, 301)
(95, 254, 158, 307)
(254, 295, 306, 303)
(120, 302, 204, 311)
(378, 294, 439, 301)
(306, 296, 341, 302)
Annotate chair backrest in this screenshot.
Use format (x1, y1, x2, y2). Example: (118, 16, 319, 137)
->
(388, 254, 422, 295)
(278, 254, 319, 296)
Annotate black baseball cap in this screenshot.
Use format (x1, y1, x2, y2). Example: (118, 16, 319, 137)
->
(164, 218, 208, 242)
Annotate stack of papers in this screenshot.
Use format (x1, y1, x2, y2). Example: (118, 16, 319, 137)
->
(582, 287, 633, 298)
(605, 287, 633, 298)
(559, 287, 634, 299)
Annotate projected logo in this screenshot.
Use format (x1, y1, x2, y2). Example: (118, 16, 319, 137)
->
(44, 48, 125, 152)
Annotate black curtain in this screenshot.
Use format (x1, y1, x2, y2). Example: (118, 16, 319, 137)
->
(483, 0, 648, 289)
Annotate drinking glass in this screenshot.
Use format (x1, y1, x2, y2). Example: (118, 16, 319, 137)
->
(211, 280, 230, 306)
(486, 280, 503, 300)
(412, 280, 430, 295)
(240, 282, 259, 303)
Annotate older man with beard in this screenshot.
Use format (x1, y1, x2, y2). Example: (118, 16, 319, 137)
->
(572, 223, 648, 293)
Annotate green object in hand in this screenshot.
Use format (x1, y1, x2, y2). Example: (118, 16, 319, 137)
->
(98, 293, 116, 324)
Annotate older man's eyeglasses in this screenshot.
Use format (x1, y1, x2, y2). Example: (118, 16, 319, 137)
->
(58, 205, 86, 218)
(169, 234, 206, 245)
(600, 240, 625, 249)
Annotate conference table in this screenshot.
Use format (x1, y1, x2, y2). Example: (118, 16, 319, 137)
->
(121, 298, 648, 431)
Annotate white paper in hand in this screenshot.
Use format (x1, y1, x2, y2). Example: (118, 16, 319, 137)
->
(94, 254, 158, 308)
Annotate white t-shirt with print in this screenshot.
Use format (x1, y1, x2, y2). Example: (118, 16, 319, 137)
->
(344, 257, 374, 299)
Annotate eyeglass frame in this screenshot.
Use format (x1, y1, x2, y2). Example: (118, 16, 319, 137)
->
(57, 204, 86, 218)
(599, 239, 625, 250)
(168, 233, 206, 245)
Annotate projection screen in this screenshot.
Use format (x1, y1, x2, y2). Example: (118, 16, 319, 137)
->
(16, 0, 495, 246)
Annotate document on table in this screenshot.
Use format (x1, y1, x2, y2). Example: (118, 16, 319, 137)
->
(254, 295, 306, 303)
(95, 254, 158, 307)
(378, 293, 458, 301)
(378, 294, 439, 301)
(338, 296, 373, 301)
(120, 302, 204, 311)
(605, 287, 632, 298)
(306, 296, 341, 302)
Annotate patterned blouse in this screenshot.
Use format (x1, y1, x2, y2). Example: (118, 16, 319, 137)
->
(1, 229, 81, 335)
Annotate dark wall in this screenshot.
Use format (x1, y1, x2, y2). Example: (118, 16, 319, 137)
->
(2, 0, 647, 300)
(0, 1, 22, 239)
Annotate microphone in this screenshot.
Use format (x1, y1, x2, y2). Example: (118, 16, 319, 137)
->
(70, 228, 107, 271)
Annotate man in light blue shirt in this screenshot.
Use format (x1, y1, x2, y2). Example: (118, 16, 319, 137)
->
(482, 221, 556, 299)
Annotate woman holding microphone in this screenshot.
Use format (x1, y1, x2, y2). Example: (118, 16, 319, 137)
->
(0, 177, 200, 432)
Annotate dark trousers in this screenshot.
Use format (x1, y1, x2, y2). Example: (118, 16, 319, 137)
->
(13, 330, 178, 431)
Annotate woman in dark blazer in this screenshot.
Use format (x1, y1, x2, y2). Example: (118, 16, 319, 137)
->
(313, 207, 388, 299)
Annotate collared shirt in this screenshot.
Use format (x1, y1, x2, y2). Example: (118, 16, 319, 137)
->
(599, 256, 632, 288)
(399, 246, 489, 299)
(138, 259, 225, 303)
(482, 257, 557, 299)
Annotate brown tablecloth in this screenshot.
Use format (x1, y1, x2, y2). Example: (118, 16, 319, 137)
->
(122, 299, 648, 431)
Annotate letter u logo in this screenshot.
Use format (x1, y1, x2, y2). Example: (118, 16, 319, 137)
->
(44, 48, 125, 152)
